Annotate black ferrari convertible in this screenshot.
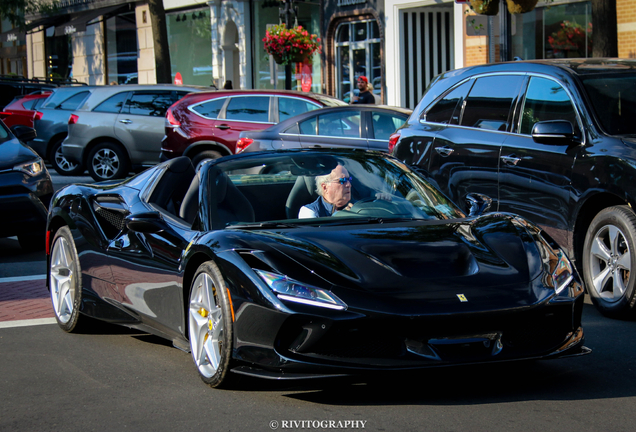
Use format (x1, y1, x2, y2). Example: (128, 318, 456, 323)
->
(46, 149, 589, 388)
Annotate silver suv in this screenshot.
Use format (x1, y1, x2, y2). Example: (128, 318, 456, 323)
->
(62, 84, 204, 181)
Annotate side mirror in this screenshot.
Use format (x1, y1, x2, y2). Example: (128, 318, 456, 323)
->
(125, 211, 167, 233)
(10, 125, 37, 143)
(465, 193, 492, 217)
(531, 120, 575, 145)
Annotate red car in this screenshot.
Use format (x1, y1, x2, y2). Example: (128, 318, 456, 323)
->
(161, 90, 346, 168)
(0, 92, 51, 128)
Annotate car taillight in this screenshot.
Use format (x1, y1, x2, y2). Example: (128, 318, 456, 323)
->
(68, 114, 79, 125)
(166, 107, 180, 128)
(388, 132, 401, 153)
(236, 137, 253, 153)
(35, 111, 43, 121)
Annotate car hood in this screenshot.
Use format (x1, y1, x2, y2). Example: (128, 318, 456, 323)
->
(235, 214, 549, 314)
(0, 138, 40, 170)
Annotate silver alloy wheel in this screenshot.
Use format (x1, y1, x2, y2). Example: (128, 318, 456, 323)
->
(92, 148, 120, 179)
(189, 272, 224, 378)
(54, 145, 79, 172)
(50, 236, 76, 324)
(589, 223, 631, 302)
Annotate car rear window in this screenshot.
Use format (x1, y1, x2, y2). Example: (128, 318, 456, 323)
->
(191, 98, 225, 119)
(460, 75, 524, 131)
(278, 97, 320, 121)
(57, 91, 90, 110)
(94, 92, 129, 113)
(226, 96, 269, 122)
(580, 73, 636, 136)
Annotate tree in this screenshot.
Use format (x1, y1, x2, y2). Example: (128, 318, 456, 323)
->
(147, 0, 172, 84)
(591, 0, 618, 57)
(0, 0, 57, 30)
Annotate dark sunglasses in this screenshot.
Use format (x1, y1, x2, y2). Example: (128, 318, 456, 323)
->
(331, 176, 353, 185)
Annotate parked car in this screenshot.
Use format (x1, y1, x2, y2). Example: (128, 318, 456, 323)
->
(0, 121, 53, 250)
(28, 85, 99, 176)
(391, 58, 636, 319)
(161, 90, 347, 169)
(237, 105, 411, 154)
(46, 149, 587, 388)
(62, 84, 205, 182)
(0, 92, 50, 128)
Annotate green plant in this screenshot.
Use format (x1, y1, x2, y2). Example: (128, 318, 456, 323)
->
(263, 24, 321, 65)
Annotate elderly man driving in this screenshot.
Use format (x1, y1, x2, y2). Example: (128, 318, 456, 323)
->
(299, 164, 391, 218)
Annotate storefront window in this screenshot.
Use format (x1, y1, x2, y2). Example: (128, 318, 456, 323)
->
(511, 1, 592, 60)
(45, 27, 71, 79)
(167, 8, 213, 86)
(252, 0, 321, 92)
(106, 12, 138, 84)
(335, 20, 381, 103)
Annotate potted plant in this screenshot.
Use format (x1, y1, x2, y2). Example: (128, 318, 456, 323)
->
(505, 0, 538, 14)
(469, 0, 499, 16)
(263, 24, 321, 65)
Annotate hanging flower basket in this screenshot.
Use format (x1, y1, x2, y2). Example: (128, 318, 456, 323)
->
(263, 24, 321, 66)
(469, 0, 499, 16)
(506, 0, 538, 14)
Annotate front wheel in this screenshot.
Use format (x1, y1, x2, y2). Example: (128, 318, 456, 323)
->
(49, 226, 85, 332)
(583, 205, 636, 319)
(188, 261, 234, 388)
(87, 142, 130, 182)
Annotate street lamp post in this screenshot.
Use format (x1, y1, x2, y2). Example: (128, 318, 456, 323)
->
(279, 0, 297, 90)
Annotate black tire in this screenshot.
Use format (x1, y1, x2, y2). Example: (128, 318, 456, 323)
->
(191, 150, 222, 172)
(583, 205, 636, 319)
(49, 226, 85, 332)
(87, 142, 130, 182)
(188, 261, 235, 388)
(49, 138, 84, 176)
(18, 233, 44, 251)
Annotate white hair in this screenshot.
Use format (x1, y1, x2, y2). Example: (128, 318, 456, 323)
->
(315, 173, 331, 197)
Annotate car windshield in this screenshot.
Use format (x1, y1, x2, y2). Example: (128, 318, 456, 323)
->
(206, 150, 465, 228)
(579, 72, 636, 136)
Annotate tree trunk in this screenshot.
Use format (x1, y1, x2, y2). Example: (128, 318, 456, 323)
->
(591, 0, 618, 57)
(147, 0, 172, 83)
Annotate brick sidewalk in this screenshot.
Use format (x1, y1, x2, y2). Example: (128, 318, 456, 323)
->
(0, 276, 54, 322)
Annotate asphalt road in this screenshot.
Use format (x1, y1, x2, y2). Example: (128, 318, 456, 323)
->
(1, 169, 636, 432)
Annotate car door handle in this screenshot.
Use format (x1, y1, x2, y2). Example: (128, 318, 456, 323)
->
(434, 146, 454, 157)
(119, 119, 132, 124)
(501, 155, 521, 166)
(215, 124, 230, 130)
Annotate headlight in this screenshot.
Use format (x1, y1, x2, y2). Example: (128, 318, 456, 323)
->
(255, 270, 347, 310)
(14, 158, 44, 176)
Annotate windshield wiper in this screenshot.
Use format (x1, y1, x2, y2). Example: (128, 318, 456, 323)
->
(225, 221, 299, 230)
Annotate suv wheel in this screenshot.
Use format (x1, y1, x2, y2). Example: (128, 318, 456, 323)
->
(87, 142, 130, 182)
(49, 138, 84, 176)
(192, 150, 222, 172)
(583, 205, 636, 319)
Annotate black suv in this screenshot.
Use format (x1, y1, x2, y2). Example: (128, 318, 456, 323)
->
(391, 58, 636, 319)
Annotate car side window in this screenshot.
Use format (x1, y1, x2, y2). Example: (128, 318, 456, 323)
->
(58, 91, 90, 110)
(299, 117, 317, 135)
(94, 92, 129, 113)
(191, 98, 225, 119)
(460, 75, 524, 131)
(318, 111, 361, 138)
(225, 96, 270, 122)
(125, 91, 173, 117)
(425, 81, 473, 125)
(32, 97, 47, 110)
(279, 98, 319, 122)
(371, 112, 407, 140)
(519, 77, 580, 136)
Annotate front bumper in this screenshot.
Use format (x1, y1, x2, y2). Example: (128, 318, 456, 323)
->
(0, 169, 53, 237)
